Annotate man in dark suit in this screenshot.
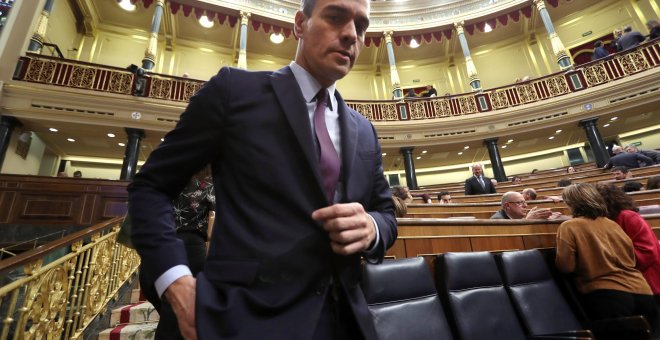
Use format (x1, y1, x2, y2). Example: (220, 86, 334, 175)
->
(603, 145, 655, 169)
(464, 163, 497, 195)
(128, 0, 396, 339)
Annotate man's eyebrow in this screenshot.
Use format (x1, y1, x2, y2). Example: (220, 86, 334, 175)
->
(322, 4, 371, 27)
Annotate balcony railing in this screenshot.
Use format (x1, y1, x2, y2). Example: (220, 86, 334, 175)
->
(0, 217, 139, 340)
(12, 39, 659, 122)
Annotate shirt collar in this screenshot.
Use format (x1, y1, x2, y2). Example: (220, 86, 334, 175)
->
(289, 61, 337, 110)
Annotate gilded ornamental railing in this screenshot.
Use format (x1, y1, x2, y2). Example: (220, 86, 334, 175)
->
(12, 39, 659, 120)
(0, 217, 140, 340)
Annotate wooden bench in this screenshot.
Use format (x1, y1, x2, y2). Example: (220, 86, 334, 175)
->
(387, 213, 660, 259)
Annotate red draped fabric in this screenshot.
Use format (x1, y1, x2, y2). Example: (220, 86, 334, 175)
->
(393, 36, 403, 46)
(423, 33, 434, 43)
(443, 30, 452, 40)
(497, 14, 508, 26)
(509, 10, 520, 22)
(521, 6, 532, 18)
(465, 24, 475, 35)
(547, 0, 559, 8)
(475, 22, 486, 33)
(486, 19, 497, 30)
(142, 0, 153, 8)
(194, 7, 204, 19)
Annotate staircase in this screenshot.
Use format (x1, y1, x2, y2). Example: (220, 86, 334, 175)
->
(98, 287, 159, 340)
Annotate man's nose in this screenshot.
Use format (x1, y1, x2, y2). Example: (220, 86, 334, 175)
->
(340, 21, 358, 44)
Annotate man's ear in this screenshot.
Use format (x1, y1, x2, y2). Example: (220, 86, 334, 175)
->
(294, 10, 306, 39)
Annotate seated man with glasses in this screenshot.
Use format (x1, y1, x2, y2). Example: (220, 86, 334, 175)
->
(491, 191, 558, 219)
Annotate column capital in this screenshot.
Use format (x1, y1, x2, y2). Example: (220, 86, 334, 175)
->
(1, 116, 21, 128)
(454, 21, 465, 33)
(383, 30, 393, 41)
(483, 137, 499, 145)
(125, 128, 145, 138)
(533, 0, 547, 11)
(240, 11, 251, 24)
(155, 0, 165, 7)
(579, 117, 599, 127)
(399, 146, 414, 154)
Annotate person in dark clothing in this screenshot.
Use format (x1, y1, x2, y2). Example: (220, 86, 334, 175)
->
(604, 145, 655, 169)
(647, 19, 660, 40)
(592, 40, 610, 60)
(422, 84, 437, 97)
(625, 145, 660, 164)
(154, 167, 215, 339)
(611, 28, 623, 52)
(619, 25, 646, 50)
(405, 88, 417, 98)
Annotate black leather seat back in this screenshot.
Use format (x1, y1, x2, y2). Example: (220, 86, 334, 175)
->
(497, 249, 583, 335)
(362, 257, 454, 340)
(435, 251, 527, 340)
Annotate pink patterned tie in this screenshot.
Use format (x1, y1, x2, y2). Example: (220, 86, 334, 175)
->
(314, 89, 340, 203)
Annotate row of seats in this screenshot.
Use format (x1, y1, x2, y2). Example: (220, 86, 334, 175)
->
(361, 249, 653, 340)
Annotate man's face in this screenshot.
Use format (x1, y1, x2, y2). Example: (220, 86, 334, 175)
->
(440, 194, 452, 204)
(625, 147, 637, 153)
(612, 170, 626, 180)
(472, 165, 483, 177)
(504, 193, 527, 219)
(294, 0, 369, 87)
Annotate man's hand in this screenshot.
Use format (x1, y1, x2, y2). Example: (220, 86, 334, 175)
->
(164, 275, 197, 340)
(525, 207, 553, 220)
(312, 203, 376, 256)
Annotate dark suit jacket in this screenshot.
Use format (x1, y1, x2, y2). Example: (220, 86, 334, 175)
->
(128, 66, 397, 339)
(604, 152, 655, 169)
(464, 175, 497, 195)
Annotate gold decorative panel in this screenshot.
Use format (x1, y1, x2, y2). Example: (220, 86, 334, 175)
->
(0, 222, 141, 340)
(582, 64, 610, 87)
(545, 76, 570, 97)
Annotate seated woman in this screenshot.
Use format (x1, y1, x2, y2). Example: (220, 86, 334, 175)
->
(556, 183, 657, 327)
(597, 184, 660, 304)
(391, 185, 413, 204)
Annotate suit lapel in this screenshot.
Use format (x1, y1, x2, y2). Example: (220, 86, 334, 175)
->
(337, 92, 358, 202)
(270, 67, 324, 196)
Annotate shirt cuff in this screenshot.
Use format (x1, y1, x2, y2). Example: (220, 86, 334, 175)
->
(155, 265, 193, 298)
(365, 214, 380, 254)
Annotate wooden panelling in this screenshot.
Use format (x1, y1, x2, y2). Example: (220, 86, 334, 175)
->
(0, 174, 129, 226)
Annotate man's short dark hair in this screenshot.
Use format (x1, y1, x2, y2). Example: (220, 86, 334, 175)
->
(301, 0, 316, 16)
(594, 40, 603, 48)
(622, 181, 643, 192)
(437, 191, 449, 200)
(557, 178, 572, 187)
(623, 26, 632, 33)
(612, 166, 629, 174)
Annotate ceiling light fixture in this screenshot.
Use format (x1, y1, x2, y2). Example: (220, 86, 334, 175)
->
(107, 133, 116, 138)
(49, 128, 58, 132)
(610, 117, 618, 121)
(199, 15, 214, 28)
(548, 136, 555, 140)
(603, 123, 610, 127)
(118, 0, 136, 12)
(502, 145, 507, 148)
(409, 38, 420, 48)
(507, 139, 513, 143)
(458, 152, 463, 155)
(421, 150, 427, 154)
(464, 146, 470, 149)
(416, 156, 421, 159)
(67, 138, 75, 142)
(555, 129, 562, 133)
(160, 138, 165, 142)
(382, 152, 387, 156)
(118, 142, 126, 147)
(270, 33, 284, 44)
(483, 23, 493, 33)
